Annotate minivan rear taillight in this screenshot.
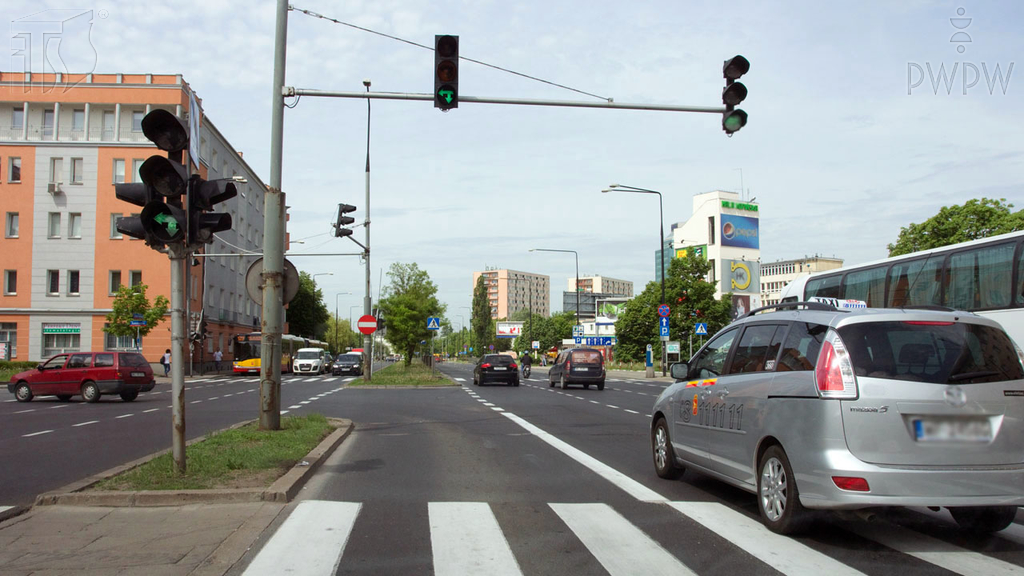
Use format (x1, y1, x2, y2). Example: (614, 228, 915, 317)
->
(814, 330, 858, 399)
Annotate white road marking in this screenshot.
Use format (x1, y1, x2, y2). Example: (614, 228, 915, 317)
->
(23, 430, 53, 437)
(551, 503, 694, 576)
(324, 377, 338, 382)
(223, 393, 234, 397)
(281, 410, 289, 415)
(606, 405, 620, 409)
(305, 377, 320, 382)
(115, 414, 134, 419)
(73, 420, 99, 427)
(0, 506, 13, 515)
(429, 502, 522, 576)
(143, 408, 159, 413)
(667, 502, 865, 575)
(242, 501, 360, 576)
(491, 407, 505, 412)
(483, 403, 495, 407)
(454, 377, 466, 382)
(300, 401, 311, 405)
(209, 396, 220, 400)
(624, 409, 640, 414)
(14, 409, 35, 414)
(288, 405, 301, 409)
(190, 400, 202, 404)
(50, 405, 69, 409)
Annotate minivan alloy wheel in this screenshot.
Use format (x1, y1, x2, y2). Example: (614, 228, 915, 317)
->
(760, 456, 787, 522)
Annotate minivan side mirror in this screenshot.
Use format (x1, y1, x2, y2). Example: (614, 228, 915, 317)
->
(670, 362, 689, 381)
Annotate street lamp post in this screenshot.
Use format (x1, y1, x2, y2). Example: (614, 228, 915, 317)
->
(530, 248, 580, 327)
(349, 305, 361, 332)
(334, 292, 352, 353)
(602, 184, 667, 376)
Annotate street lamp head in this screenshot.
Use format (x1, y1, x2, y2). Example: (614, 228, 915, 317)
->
(609, 183, 621, 188)
(600, 189, 613, 194)
(528, 248, 536, 252)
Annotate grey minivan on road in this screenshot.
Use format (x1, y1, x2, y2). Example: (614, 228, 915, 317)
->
(651, 300, 1024, 535)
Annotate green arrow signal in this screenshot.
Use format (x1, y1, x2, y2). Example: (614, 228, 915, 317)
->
(438, 89, 453, 104)
(154, 213, 179, 234)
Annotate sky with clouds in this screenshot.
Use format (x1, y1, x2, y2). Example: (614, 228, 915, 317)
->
(6, 0, 1022, 324)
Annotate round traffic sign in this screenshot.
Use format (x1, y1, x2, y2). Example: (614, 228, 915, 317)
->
(357, 315, 378, 335)
(658, 304, 671, 317)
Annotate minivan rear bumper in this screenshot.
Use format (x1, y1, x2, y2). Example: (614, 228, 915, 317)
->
(797, 450, 1024, 509)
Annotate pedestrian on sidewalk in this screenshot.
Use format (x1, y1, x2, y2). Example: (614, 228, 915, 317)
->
(162, 349, 171, 376)
(214, 348, 223, 372)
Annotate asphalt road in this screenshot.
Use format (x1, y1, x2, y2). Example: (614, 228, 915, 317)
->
(232, 361, 1024, 576)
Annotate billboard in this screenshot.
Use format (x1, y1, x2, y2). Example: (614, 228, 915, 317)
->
(720, 259, 760, 294)
(495, 321, 524, 339)
(675, 244, 707, 259)
(720, 214, 759, 249)
(595, 297, 629, 325)
(731, 295, 751, 319)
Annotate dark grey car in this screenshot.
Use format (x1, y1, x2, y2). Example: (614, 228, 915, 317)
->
(548, 348, 605, 390)
(651, 301, 1024, 535)
(332, 353, 363, 376)
(473, 354, 519, 386)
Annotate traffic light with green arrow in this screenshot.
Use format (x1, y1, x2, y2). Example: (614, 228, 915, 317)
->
(434, 35, 459, 110)
(722, 55, 749, 135)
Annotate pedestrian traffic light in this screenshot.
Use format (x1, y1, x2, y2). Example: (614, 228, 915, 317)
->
(188, 176, 236, 245)
(377, 317, 386, 331)
(114, 109, 190, 248)
(722, 55, 749, 135)
(334, 203, 356, 237)
(434, 35, 459, 110)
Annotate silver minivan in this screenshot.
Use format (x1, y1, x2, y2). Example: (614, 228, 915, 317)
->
(651, 301, 1024, 534)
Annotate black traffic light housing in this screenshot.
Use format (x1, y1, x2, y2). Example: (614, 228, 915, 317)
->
(434, 35, 459, 110)
(722, 55, 750, 135)
(334, 203, 356, 237)
(188, 176, 236, 245)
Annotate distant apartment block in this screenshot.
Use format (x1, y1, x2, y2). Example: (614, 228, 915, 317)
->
(568, 275, 634, 297)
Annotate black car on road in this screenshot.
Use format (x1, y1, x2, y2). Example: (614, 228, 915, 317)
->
(548, 348, 605, 390)
(331, 353, 363, 376)
(473, 354, 519, 386)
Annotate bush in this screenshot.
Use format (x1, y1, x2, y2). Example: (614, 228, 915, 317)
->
(0, 360, 39, 382)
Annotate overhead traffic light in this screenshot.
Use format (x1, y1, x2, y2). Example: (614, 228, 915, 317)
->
(722, 55, 750, 135)
(114, 109, 190, 248)
(434, 35, 459, 110)
(188, 176, 236, 245)
(334, 203, 356, 237)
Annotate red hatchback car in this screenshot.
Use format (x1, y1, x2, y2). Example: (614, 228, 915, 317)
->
(8, 351, 156, 403)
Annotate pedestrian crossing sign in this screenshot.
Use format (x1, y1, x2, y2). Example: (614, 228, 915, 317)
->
(695, 322, 708, 336)
(427, 317, 441, 330)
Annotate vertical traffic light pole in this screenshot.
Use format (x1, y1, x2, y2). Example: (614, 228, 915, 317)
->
(363, 81, 373, 381)
(261, 0, 289, 430)
(168, 243, 187, 472)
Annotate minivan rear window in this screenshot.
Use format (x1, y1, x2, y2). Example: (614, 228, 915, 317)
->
(838, 322, 1024, 384)
(119, 353, 148, 367)
(571, 350, 602, 364)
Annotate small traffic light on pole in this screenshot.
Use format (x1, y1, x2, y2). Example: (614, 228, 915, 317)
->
(722, 55, 749, 135)
(334, 203, 356, 237)
(114, 109, 190, 247)
(434, 35, 459, 110)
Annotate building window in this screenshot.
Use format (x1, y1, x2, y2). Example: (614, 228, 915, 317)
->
(68, 213, 82, 239)
(72, 109, 85, 131)
(5, 212, 17, 238)
(130, 270, 142, 287)
(110, 213, 122, 238)
(105, 329, 141, 351)
(48, 212, 61, 238)
(47, 270, 59, 294)
(68, 270, 80, 295)
(3, 270, 15, 295)
(43, 109, 54, 138)
(71, 158, 84, 184)
(113, 159, 125, 184)
(49, 157, 63, 184)
(0, 322, 17, 357)
(8, 157, 20, 182)
(211, 150, 218, 171)
(132, 111, 144, 132)
(43, 331, 80, 357)
(132, 159, 144, 183)
(102, 110, 115, 139)
(109, 270, 122, 294)
(708, 216, 716, 245)
(12, 108, 23, 131)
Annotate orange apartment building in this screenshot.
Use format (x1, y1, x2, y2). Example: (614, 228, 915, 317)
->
(0, 72, 271, 366)
(472, 268, 550, 320)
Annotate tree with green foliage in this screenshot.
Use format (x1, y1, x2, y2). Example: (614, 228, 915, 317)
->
(103, 284, 169, 346)
(326, 316, 361, 354)
(470, 275, 490, 355)
(615, 256, 732, 362)
(888, 198, 1024, 256)
(379, 263, 446, 366)
(286, 272, 330, 340)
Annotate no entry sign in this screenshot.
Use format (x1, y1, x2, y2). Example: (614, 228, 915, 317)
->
(357, 315, 378, 335)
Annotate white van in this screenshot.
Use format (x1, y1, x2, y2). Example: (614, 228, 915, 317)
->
(293, 348, 327, 375)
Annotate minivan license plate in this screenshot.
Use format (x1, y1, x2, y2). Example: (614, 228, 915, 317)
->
(131, 371, 145, 377)
(914, 418, 991, 442)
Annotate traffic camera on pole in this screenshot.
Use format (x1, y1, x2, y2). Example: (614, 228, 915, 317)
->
(434, 35, 459, 110)
(722, 55, 749, 135)
(334, 203, 356, 237)
(188, 176, 236, 245)
(114, 109, 189, 248)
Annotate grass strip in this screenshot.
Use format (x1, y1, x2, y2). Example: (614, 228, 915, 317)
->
(347, 361, 454, 387)
(91, 414, 334, 491)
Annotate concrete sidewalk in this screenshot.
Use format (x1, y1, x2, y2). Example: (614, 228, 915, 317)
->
(0, 502, 283, 576)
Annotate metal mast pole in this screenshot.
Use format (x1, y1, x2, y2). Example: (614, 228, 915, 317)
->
(362, 82, 372, 381)
(658, 193, 666, 376)
(259, 0, 288, 431)
(169, 245, 186, 472)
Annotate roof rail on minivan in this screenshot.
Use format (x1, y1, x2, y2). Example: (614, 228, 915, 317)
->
(740, 301, 840, 319)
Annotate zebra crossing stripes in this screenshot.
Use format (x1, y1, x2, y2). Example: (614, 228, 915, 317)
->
(429, 502, 521, 576)
(242, 501, 360, 576)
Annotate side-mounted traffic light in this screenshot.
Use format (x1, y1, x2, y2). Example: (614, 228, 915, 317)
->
(115, 109, 190, 248)
(334, 203, 356, 237)
(434, 35, 459, 110)
(722, 55, 749, 135)
(188, 176, 236, 245)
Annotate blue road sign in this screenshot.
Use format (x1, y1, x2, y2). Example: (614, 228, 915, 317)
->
(695, 322, 708, 336)
(132, 313, 144, 319)
(659, 317, 670, 338)
(427, 317, 441, 330)
(658, 304, 670, 317)
(129, 320, 147, 327)
(575, 336, 617, 346)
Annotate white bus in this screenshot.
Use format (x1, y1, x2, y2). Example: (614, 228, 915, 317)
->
(779, 230, 1024, 346)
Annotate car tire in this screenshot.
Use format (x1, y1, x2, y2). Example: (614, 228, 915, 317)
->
(473, 376, 479, 386)
(549, 377, 555, 388)
(757, 445, 809, 534)
(513, 379, 520, 387)
(56, 394, 73, 402)
(14, 382, 33, 403)
(652, 417, 684, 480)
(949, 506, 1018, 533)
(120, 390, 139, 402)
(560, 375, 567, 390)
(597, 379, 605, 391)
(584, 384, 590, 389)
(81, 381, 101, 403)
